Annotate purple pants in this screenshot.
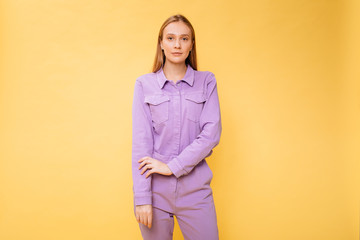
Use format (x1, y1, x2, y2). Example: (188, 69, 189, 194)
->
(135, 151, 219, 240)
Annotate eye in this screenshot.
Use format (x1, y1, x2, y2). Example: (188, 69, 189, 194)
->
(167, 37, 173, 40)
(182, 37, 188, 41)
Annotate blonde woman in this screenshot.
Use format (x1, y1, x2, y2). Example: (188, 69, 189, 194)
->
(132, 14, 222, 240)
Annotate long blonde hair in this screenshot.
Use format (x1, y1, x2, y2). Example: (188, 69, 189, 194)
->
(152, 14, 197, 73)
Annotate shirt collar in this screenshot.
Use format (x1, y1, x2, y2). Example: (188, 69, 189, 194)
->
(156, 64, 195, 89)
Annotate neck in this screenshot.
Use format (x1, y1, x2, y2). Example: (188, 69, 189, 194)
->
(163, 61, 187, 83)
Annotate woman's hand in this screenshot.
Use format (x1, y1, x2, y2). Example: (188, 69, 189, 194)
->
(135, 204, 152, 229)
(138, 156, 173, 178)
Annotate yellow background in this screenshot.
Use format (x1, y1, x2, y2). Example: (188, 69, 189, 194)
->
(0, 0, 359, 239)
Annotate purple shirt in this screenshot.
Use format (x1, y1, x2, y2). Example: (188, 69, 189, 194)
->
(132, 64, 222, 206)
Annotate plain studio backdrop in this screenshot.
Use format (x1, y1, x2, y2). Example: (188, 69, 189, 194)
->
(0, 0, 359, 239)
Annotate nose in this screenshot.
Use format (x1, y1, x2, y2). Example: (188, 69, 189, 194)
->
(175, 39, 180, 48)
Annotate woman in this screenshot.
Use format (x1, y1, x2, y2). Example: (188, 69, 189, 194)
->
(132, 14, 222, 240)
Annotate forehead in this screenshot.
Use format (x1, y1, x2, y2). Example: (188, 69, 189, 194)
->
(163, 21, 191, 36)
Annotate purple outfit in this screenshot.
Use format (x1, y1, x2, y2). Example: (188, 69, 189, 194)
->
(132, 64, 222, 240)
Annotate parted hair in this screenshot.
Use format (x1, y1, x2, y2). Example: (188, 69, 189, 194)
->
(152, 14, 197, 73)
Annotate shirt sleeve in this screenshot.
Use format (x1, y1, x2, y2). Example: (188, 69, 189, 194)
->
(167, 73, 222, 178)
(132, 79, 153, 205)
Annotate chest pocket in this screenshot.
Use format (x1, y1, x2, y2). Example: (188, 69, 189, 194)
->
(184, 93, 207, 122)
(144, 94, 170, 125)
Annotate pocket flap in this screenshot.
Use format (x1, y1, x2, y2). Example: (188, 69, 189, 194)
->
(184, 93, 206, 103)
(144, 95, 170, 105)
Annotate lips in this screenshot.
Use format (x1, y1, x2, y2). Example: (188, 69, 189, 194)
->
(172, 52, 182, 54)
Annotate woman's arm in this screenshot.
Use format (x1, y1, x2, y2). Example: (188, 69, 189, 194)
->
(167, 73, 222, 178)
(132, 79, 154, 205)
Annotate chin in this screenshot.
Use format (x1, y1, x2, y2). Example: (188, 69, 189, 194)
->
(168, 58, 186, 64)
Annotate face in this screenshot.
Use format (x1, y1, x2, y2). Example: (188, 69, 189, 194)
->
(160, 21, 193, 65)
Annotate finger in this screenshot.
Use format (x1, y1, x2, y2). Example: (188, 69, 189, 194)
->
(138, 156, 149, 163)
(148, 211, 152, 229)
(138, 159, 145, 165)
(140, 214, 145, 226)
(135, 212, 140, 223)
(143, 214, 148, 227)
(141, 164, 152, 175)
(145, 169, 154, 178)
(138, 161, 146, 170)
(138, 159, 151, 170)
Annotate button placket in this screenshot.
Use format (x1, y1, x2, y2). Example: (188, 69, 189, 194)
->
(171, 84, 181, 154)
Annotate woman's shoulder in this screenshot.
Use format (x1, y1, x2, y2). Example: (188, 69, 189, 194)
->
(136, 72, 157, 82)
(134, 72, 159, 94)
(194, 68, 216, 83)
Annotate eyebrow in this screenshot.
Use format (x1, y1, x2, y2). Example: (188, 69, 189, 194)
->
(166, 33, 190, 37)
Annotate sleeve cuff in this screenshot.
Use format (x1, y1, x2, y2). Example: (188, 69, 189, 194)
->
(167, 157, 188, 178)
(134, 194, 152, 206)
